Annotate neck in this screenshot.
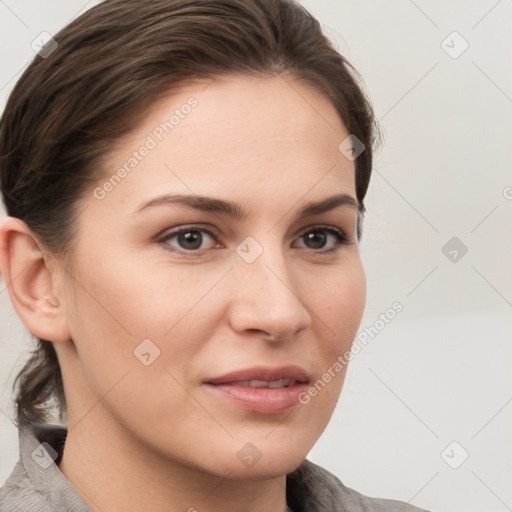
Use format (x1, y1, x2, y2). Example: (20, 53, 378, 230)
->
(58, 406, 290, 512)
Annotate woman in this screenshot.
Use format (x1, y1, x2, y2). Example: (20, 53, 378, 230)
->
(0, 0, 430, 511)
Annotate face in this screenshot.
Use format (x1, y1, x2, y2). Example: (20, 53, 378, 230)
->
(55, 74, 366, 478)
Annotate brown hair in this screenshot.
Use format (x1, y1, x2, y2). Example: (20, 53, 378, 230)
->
(0, 0, 379, 428)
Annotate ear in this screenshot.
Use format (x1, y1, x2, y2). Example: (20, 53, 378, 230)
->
(0, 216, 72, 343)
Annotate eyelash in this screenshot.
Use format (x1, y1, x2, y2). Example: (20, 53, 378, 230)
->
(158, 224, 352, 255)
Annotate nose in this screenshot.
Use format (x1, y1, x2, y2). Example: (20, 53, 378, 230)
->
(228, 240, 312, 342)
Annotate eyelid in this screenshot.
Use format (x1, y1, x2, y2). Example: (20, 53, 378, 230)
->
(157, 223, 353, 253)
(296, 223, 350, 238)
(293, 224, 352, 251)
(157, 224, 220, 250)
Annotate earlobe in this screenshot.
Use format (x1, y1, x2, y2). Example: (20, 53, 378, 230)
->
(0, 216, 71, 343)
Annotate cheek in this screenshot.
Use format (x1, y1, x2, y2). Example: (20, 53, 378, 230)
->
(65, 250, 224, 382)
(307, 264, 365, 414)
(69, 244, 194, 336)
(313, 260, 366, 350)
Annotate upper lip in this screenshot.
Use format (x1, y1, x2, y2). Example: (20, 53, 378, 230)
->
(204, 365, 309, 384)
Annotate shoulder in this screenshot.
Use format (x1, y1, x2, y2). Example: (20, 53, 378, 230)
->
(287, 459, 431, 512)
(0, 460, 52, 512)
(0, 422, 86, 512)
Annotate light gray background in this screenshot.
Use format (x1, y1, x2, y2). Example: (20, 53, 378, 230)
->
(1, 1, 511, 511)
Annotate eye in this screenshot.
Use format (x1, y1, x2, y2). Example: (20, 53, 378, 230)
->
(159, 226, 219, 252)
(158, 224, 352, 255)
(294, 225, 351, 253)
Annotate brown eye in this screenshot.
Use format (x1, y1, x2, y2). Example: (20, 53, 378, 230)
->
(160, 227, 218, 252)
(295, 226, 350, 252)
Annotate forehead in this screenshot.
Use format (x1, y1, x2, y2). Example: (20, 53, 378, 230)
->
(89, 74, 356, 217)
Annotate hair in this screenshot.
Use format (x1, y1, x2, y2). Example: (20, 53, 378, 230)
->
(0, 0, 379, 428)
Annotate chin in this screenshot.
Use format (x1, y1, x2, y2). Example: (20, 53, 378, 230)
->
(216, 452, 308, 482)
(200, 428, 318, 481)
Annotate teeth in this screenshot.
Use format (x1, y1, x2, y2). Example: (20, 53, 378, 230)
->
(235, 379, 296, 388)
(268, 379, 288, 388)
(248, 380, 269, 387)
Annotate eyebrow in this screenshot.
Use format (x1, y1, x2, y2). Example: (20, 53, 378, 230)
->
(132, 192, 359, 219)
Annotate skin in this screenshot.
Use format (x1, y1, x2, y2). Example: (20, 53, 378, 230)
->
(0, 74, 366, 512)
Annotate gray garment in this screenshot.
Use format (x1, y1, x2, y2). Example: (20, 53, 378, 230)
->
(0, 422, 431, 512)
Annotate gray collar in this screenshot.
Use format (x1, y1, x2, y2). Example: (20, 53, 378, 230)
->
(19, 422, 91, 511)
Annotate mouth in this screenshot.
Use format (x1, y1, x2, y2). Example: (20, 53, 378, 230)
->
(219, 378, 303, 388)
(203, 365, 310, 414)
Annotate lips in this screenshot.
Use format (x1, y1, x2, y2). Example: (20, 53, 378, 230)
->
(203, 365, 310, 414)
(205, 365, 309, 385)
(225, 378, 299, 388)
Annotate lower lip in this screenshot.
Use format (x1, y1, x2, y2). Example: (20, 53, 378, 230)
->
(203, 382, 309, 414)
